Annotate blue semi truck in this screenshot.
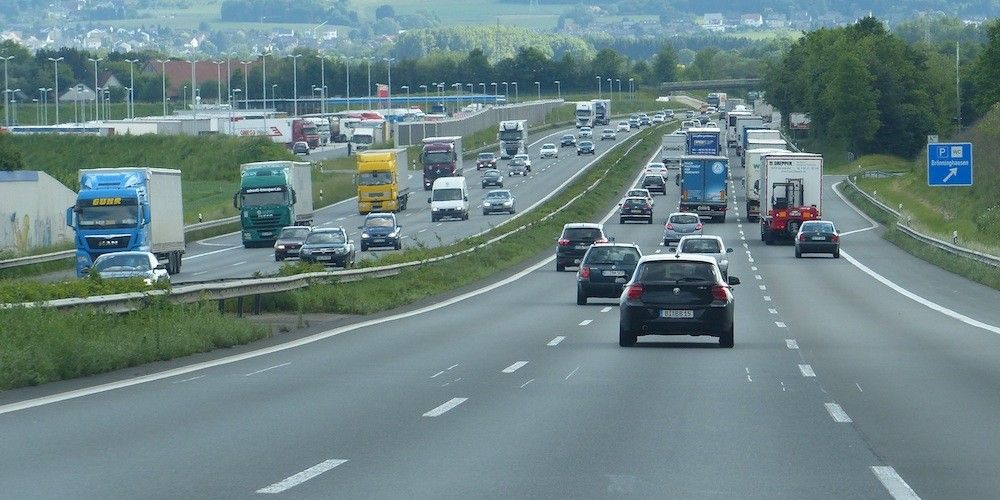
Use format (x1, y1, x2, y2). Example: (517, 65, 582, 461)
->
(679, 155, 729, 223)
(67, 168, 186, 277)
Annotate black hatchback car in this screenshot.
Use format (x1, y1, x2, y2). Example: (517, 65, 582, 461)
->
(359, 212, 402, 251)
(619, 254, 740, 348)
(619, 197, 653, 224)
(556, 223, 608, 272)
(577, 141, 596, 155)
(576, 243, 642, 305)
(299, 228, 355, 267)
(481, 169, 504, 188)
(642, 174, 667, 195)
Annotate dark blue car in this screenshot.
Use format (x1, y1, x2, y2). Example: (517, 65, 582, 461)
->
(359, 212, 402, 251)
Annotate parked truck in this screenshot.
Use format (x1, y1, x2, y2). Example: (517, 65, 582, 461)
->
(234, 161, 314, 247)
(661, 132, 687, 170)
(734, 116, 765, 155)
(575, 102, 595, 128)
(759, 153, 823, 244)
(356, 149, 411, 214)
(685, 127, 722, 156)
(67, 168, 185, 277)
(350, 127, 375, 153)
(679, 155, 729, 222)
(228, 117, 313, 147)
(421, 136, 464, 190)
(498, 120, 527, 159)
(744, 147, 790, 222)
(592, 99, 611, 126)
(307, 117, 330, 147)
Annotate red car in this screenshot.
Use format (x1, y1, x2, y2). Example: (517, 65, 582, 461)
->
(476, 152, 498, 170)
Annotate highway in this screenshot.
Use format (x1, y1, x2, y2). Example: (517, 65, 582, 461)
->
(1, 126, 999, 499)
(175, 123, 645, 284)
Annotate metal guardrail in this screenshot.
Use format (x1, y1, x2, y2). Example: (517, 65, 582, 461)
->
(0, 216, 242, 270)
(844, 176, 1000, 268)
(5, 127, 658, 312)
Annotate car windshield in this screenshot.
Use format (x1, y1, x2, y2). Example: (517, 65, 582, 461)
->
(510, 159, 526, 166)
(563, 228, 603, 240)
(585, 246, 641, 265)
(628, 190, 647, 197)
(638, 261, 717, 282)
(423, 151, 454, 165)
(580, 142, 593, 147)
(306, 231, 347, 244)
(562, 135, 573, 140)
(77, 204, 140, 229)
(543, 144, 555, 149)
(364, 216, 395, 228)
(670, 214, 700, 224)
(241, 187, 287, 207)
(514, 155, 528, 161)
(279, 227, 311, 239)
(432, 188, 464, 201)
(624, 198, 647, 207)
(94, 254, 151, 272)
(803, 222, 836, 233)
(681, 239, 722, 253)
(486, 191, 511, 200)
(358, 172, 392, 185)
(484, 170, 500, 177)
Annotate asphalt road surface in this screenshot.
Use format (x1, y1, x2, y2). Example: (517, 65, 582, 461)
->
(1, 127, 998, 499)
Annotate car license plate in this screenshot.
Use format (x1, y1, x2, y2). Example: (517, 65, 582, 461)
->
(661, 309, 694, 319)
(317, 255, 332, 261)
(260, 231, 273, 237)
(811, 236, 826, 241)
(373, 238, 385, 243)
(697, 206, 710, 211)
(630, 210, 641, 213)
(602, 270, 626, 277)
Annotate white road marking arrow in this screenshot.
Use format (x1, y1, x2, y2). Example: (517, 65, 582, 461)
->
(942, 167, 958, 183)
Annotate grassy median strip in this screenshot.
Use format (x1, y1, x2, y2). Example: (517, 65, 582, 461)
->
(841, 182, 1000, 291)
(263, 125, 664, 315)
(0, 301, 269, 391)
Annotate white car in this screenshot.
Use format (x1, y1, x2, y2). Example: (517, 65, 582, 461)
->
(600, 128, 617, 140)
(644, 162, 668, 177)
(652, 114, 665, 123)
(512, 153, 532, 171)
(617, 121, 630, 132)
(540, 143, 558, 158)
(579, 127, 593, 138)
(91, 251, 170, 285)
(620, 188, 654, 207)
(675, 234, 733, 279)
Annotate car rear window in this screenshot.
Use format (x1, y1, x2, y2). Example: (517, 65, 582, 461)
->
(669, 214, 699, 224)
(624, 198, 647, 207)
(585, 246, 641, 265)
(637, 261, 717, 282)
(644, 176, 664, 184)
(563, 228, 603, 240)
(681, 239, 721, 253)
(803, 222, 835, 233)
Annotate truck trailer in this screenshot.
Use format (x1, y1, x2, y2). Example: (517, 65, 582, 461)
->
(759, 153, 824, 244)
(356, 149, 411, 214)
(685, 127, 722, 156)
(234, 161, 314, 247)
(67, 168, 185, 276)
(592, 99, 611, 126)
(734, 115, 764, 153)
(679, 155, 729, 222)
(421, 136, 464, 190)
(744, 147, 790, 222)
(661, 133, 687, 170)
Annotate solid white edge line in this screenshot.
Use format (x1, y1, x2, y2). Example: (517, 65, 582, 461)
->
(422, 397, 468, 417)
(547, 336, 566, 346)
(256, 459, 348, 494)
(799, 364, 816, 377)
(502, 361, 529, 373)
(824, 402, 853, 423)
(831, 180, 879, 235)
(0, 256, 556, 416)
(871, 466, 921, 500)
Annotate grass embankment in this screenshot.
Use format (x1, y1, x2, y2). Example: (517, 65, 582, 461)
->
(0, 301, 269, 390)
(263, 124, 666, 315)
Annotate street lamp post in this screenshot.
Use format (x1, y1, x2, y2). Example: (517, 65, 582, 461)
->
(33, 98, 38, 124)
(384, 57, 395, 110)
(230, 88, 241, 133)
(88, 58, 102, 121)
(10, 90, 19, 124)
(316, 54, 326, 115)
(103, 88, 110, 119)
(225, 54, 233, 106)
(261, 52, 272, 113)
(597, 75, 602, 98)
(501, 81, 508, 104)
(289, 53, 302, 116)
(534, 81, 540, 100)
(240, 60, 251, 111)
(554, 80, 561, 99)
(616, 78, 621, 95)
(629, 78, 634, 100)
(491, 82, 498, 102)
(272, 84, 278, 109)
(125, 58, 139, 119)
(479, 82, 486, 97)
(183, 85, 187, 110)
(1, 55, 14, 127)
(156, 59, 169, 116)
(419, 84, 427, 112)
(401, 85, 409, 110)
(607, 78, 612, 101)
(214, 60, 224, 105)
(345, 57, 352, 111)
(512, 82, 518, 104)
(48, 57, 64, 124)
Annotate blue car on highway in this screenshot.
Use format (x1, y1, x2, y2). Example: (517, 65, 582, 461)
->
(359, 212, 402, 251)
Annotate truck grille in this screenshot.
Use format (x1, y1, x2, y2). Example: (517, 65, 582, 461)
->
(248, 216, 284, 231)
(366, 192, 386, 199)
(85, 235, 131, 250)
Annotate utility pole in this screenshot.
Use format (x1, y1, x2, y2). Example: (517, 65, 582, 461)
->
(290, 53, 302, 116)
(156, 59, 169, 116)
(48, 57, 64, 124)
(1, 55, 14, 127)
(125, 58, 139, 119)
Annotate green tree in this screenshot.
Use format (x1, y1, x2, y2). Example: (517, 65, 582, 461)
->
(375, 4, 395, 20)
(651, 44, 679, 83)
(822, 52, 880, 152)
(972, 21, 1000, 113)
(0, 138, 25, 172)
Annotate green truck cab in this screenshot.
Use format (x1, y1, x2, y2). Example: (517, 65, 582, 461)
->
(234, 161, 314, 247)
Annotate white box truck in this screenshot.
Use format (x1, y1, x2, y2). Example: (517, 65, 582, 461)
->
(661, 132, 687, 170)
(744, 147, 790, 222)
(760, 153, 824, 244)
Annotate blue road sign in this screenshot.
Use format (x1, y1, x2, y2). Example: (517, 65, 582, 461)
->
(927, 142, 973, 186)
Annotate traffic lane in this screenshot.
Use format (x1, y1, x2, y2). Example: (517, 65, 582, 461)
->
(174, 127, 646, 283)
(821, 175, 1000, 327)
(751, 228, 1000, 499)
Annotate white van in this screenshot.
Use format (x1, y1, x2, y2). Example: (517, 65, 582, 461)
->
(429, 176, 470, 222)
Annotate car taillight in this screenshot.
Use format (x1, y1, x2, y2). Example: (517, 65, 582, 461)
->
(626, 284, 644, 300)
(695, 223, 703, 230)
(579, 266, 591, 279)
(595, 238, 609, 244)
(711, 284, 731, 301)
(831, 234, 840, 243)
(558, 238, 570, 246)
(665, 223, 673, 230)
(644, 203, 652, 210)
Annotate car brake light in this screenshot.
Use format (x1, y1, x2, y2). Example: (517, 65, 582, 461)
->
(626, 284, 644, 300)
(831, 234, 840, 243)
(799, 233, 806, 241)
(665, 223, 673, 230)
(695, 223, 703, 230)
(595, 238, 608, 244)
(558, 238, 570, 246)
(644, 203, 652, 210)
(579, 266, 591, 279)
(711, 284, 731, 301)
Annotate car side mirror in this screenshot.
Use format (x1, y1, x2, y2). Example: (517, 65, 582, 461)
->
(727, 276, 741, 286)
(726, 248, 734, 253)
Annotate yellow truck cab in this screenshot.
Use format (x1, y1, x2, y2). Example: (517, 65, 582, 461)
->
(356, 149, 411, 215)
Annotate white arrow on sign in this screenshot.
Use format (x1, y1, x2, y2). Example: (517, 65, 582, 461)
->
(943, 167, 958, 183)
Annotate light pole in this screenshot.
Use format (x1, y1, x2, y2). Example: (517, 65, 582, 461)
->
(501, 81, 508, 103)
(345, 56, 352, 111)
(182, 85, 187, 110)
(186, 57, 199, 119)
(125, 58, 139, 119)
(491, 82, 497, 101)
(316, 54, 326, 115)
(261, 52, 272, 113)
(230, 88, 241, 133)
(213, 60, 224, 105)
(225, 54, 233, 106)
(597, 75, 602, 98)
(534, 81, 540, 100)
(512, 82, 518, 104)
(272, 83, 278, 109)
(48, 57, 64, 124)
(607, 77, 612, 101)
(156, 59, 169, 116)
(401, 85, 409, 110)
(103, 88, 110, 119)
(479, 82, 486, 96)
(1, 55, 13, 127)
(453, 83, 461, 112)
(554, 80, 561, 99)
(288, 53, 302, 116)
(465, 83, 473, 106)
(616, 78, 621, 95)
(419, 84, 427, 112)
(33, 98, 38, 124)
(38, 88, 45, 124)
(629, 78, 634, 100)
(10, 89, 19, 124)
(40, 88, 51, 125)
(384, 57, 394, 109)
(366, 57, 372, 106)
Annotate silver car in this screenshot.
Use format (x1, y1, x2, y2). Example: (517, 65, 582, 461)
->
(91, 251, 169, 285)
(663, 212, 703, 246)
(675, 235, 734, 279)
